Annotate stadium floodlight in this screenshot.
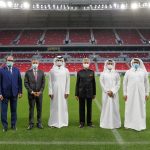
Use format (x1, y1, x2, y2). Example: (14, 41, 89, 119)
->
(131, 3, 138, 9)
(7, 1, 13, 8)
(120, 3, 126, 9)
(113, 3, 117, 8)
(22, 2, 30, 9)
(109, 4, 112, 9)
(36, 4, 39, 9)
(0, 1, 6, 8)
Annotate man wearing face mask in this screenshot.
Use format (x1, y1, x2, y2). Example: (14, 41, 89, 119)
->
(123, 58, 149, 131)
(48, 56, 70, 128)
(75, 58, 96, 128)
(100, 60, 121, 129)
(24, 57, 45, 130)
(0, 55, 22, 132)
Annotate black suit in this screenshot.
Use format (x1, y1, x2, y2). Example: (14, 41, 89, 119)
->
(75, 69, 96, 125)
(24, 69, 45, 125)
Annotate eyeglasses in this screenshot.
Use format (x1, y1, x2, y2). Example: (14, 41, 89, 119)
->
(7, 60, 14, 62)
(56, 60, 63, 62)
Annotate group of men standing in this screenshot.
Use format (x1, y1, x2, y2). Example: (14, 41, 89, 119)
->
(100, 58, 149, 131)
(0, 55, 149, 132)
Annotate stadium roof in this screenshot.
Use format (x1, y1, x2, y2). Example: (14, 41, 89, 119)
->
(0, 0, 150, 10)
(0, 0, 150, 28)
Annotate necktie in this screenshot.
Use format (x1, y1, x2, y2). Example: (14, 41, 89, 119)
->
(8, 67, 12, 74)
(34, 70, 37, 81)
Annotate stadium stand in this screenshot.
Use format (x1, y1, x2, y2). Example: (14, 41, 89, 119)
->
(93, 29, 116, 45)
(1, 29, 150, 45)
(0, 30, 20, 45)
(18, 30, 43, 45)
(69, 29, 91, 43)
(44, 30, 66, 45)
(116, 29, 142, 45)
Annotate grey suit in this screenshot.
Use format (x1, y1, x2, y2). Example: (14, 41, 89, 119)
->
(24, 69, 45, 125)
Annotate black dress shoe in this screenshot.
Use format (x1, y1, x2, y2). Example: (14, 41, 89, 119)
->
(27, 125, 34, 130)
(79, 124, 84, 128)
(87, 124, 95, 128)
(37, 123, 43, 129)
(11, 126, 17, 131)
(3, 128, 8, 132)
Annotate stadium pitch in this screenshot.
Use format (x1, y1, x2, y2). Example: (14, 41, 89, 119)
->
(0, 76, 150, 150)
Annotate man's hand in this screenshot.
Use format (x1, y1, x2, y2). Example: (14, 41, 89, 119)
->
(107, 91, 114, 98)
(124, 95, 127, 101)
(75, 96, 79, 101)
(0, 95, 4, 101)
(36, 92, 41, 97)
(146, 95, 149, 101)
(49, 94, 54, 100)
(31, 91, 37, 97)
(18, 93, 22, 99)
(65, 94, 69, 99)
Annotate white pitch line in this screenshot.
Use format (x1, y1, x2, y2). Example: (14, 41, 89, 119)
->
(0, 141, 150, 145)
(94, 98, 124, 144)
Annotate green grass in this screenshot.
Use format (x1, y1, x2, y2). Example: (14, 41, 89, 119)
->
(0, 76, 150, 150)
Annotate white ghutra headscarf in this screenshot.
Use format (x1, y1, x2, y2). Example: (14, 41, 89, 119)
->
(130, 58, 147, 72)
(103, 59, 116, 73)
(52, 56, 65, 69)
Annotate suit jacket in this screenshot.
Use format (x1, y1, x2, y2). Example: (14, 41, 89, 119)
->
(24, 69, 45, 94)
(75, 69, 96, 98)
(0, 66, 22, 98)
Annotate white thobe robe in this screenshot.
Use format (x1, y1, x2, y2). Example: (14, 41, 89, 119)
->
(123, 68, 149, 131)
(48, 66, 70, 128)
(100, 70, 121, 129)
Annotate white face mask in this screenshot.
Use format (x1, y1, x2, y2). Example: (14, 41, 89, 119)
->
(56, 61, 63, 66)
(83, 63, 90, 68)
(107, 64, 113, 70)
(32, 64, 38, 69)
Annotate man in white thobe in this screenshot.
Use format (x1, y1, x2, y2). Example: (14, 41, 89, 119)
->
(123, 58, 149, 131)
(48, 56, 70, 128)
(100, 60, 121, 129)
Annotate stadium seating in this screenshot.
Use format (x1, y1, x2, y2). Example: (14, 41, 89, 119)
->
(98, 63, 104, 72)
(144, 63, 150, 72)
(18, 30, 43, 45)
(44, 30, 66, 45)
(123, 53, 149, 58)
(93, 29, 116, 45)
(115, 63, 129, 70)
(0, 29, 149, 45)
(96, 53, 121, 58)
(13, 53, 35, 58)
(0, 30, 20, 45)
(68, 53, 92, 58)
(139, 29, 150, 41)
(116, 29, 142, 45)
(69, 29, 91, 43)
(41, 53, 65, 58)
(14, 63, 31, 72)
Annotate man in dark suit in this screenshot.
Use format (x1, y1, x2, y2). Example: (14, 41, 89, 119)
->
(75, 58, 96, 128)
(0, 55, 22, 132)
(24, 57, 45, 130)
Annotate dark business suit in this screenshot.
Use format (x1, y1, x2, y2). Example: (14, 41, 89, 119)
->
(0, 66, 22, 129)
(24, 69, 45, 126)
(75, 69, 96, 125)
